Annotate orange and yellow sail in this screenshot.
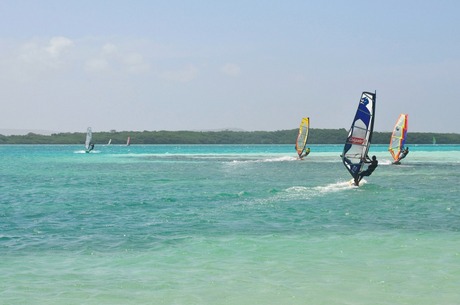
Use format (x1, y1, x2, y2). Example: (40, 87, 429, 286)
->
(295, 117, 309, 157)
(389, 114, 408, 161)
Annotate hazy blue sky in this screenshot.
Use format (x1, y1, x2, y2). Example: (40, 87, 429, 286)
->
(1, 0, 459, 133)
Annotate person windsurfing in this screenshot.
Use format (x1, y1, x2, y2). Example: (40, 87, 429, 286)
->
(393, 147, 409, 164)
(86, 143, 94, 153)
(354, 155, 378, 185)
(299, 147, 311, 159)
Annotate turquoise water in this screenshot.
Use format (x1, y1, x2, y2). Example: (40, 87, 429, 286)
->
(1, 144, 459, 305)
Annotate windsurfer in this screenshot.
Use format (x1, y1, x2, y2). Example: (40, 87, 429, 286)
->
(392, 147, 409, 165)
(299, 147, 311, 159)
(355, 155, 378, 185)
(398, 147, 409, 162)
(86, 143, 94, 153)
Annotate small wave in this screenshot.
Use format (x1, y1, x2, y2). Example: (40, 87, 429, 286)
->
(74, 150, 101, 154)
(313, 180, 361, 192)
(215, 191, 250, 198)
(263, 156, 297, 162)
(286, 186, 309, 192)
(379, 159, 393, 165)
(266, 180, 366, 203)
(288, 179, 367, 194)
(229, 155, 295, 164)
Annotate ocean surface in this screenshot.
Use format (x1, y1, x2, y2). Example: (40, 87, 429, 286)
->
(1, 144, 459, 305)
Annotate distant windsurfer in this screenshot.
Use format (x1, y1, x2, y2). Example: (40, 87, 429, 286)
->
(393, 147, 409, 164)
(299, 147, 311, 159)
(354, 155, 378, 185)
(86, 143, 94, 153)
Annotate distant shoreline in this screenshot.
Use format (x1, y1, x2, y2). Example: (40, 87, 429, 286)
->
(1, 129, 459, 145)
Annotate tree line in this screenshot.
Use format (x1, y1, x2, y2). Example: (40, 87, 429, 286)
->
(0, 129, 459, 145)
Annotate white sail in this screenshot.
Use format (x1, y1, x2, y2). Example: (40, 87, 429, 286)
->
(85, 127, 92, 150)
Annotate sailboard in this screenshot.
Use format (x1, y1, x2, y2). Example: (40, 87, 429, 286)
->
(295, 117, 310, 158)
(388, 114, 408, 162)
(107, 138, 112, 145)
(341, 91, 376, 183)
(126, 136, 131, 146)
(85, 127, 92, 151)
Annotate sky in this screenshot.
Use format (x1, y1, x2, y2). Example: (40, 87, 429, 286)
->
(1, 0, 459, 133)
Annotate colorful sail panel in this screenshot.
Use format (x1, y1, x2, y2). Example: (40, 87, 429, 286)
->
(388, 114, 408, 161)
(85, 127, 92, 150)
(295, 117, 309, 157)
(342, 91, 376, 179)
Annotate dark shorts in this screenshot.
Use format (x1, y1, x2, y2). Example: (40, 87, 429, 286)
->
(359, 169, 373, 177)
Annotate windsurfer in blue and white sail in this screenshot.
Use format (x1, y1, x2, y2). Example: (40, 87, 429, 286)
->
(342, 91, 377, 186)
(354, 155, 378, 185)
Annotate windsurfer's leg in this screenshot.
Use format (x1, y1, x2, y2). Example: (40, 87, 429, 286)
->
(354, 177, 360, 185)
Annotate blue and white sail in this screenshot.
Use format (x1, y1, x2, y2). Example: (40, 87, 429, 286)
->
(341, 91, 376, 180)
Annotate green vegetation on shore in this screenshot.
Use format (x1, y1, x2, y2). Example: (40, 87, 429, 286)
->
(1, 129, 459, 144)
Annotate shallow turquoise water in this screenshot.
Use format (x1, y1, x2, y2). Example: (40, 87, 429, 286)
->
(1, 144, 459, 304)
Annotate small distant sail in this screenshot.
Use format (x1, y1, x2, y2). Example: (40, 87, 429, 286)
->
(85, 127, 92, 151)
(432, 136, 436, 145)
(126, 136, 131, 146)
(341, 91, 376, 180)
(107, 139, 112, 145)
(388, 114, 408, 162)
(295, 117, 310, 158)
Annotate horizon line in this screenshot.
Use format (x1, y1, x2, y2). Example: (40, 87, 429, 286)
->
(1, 128, 457, 136)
